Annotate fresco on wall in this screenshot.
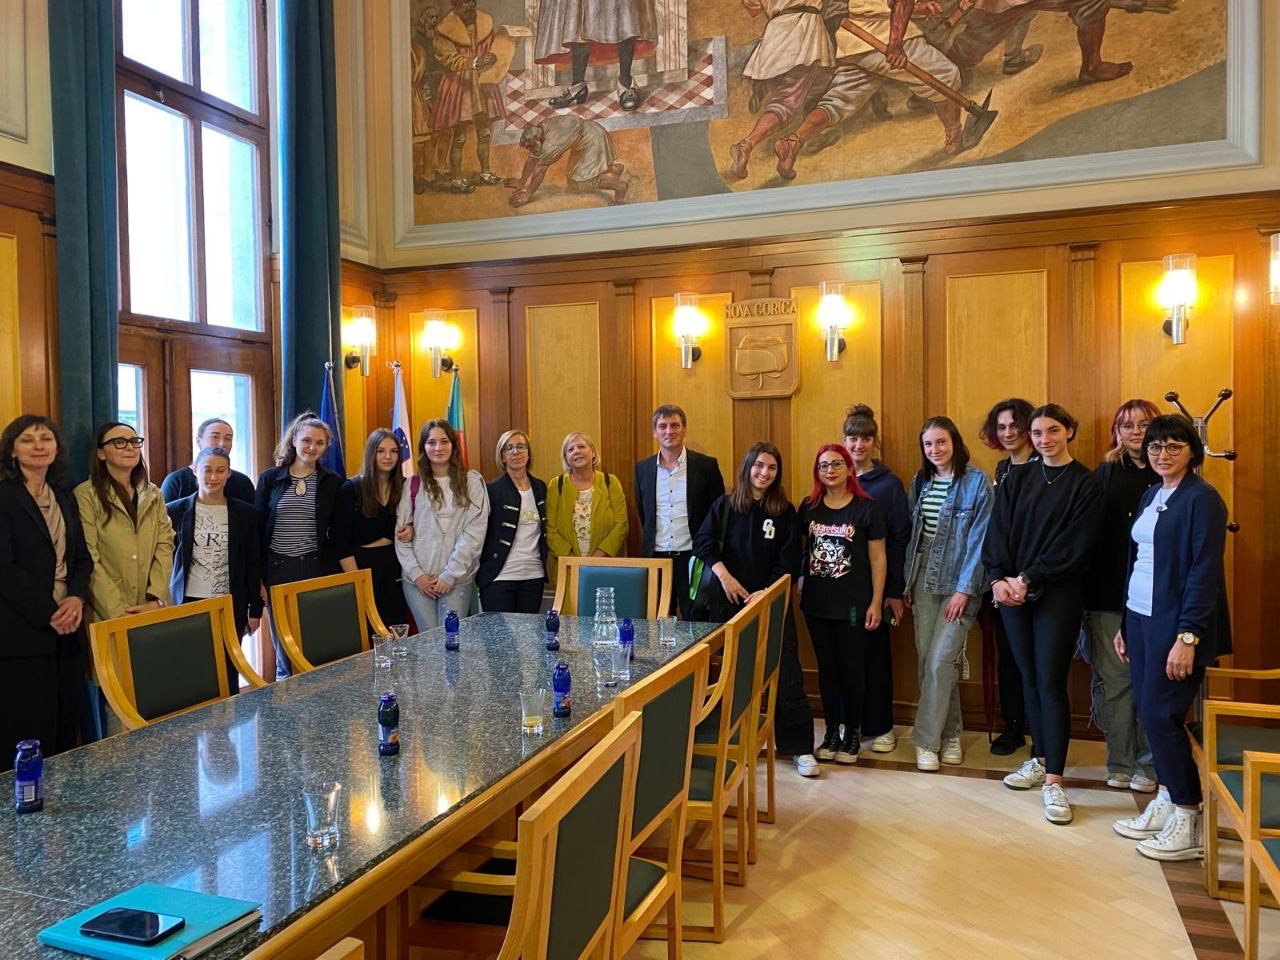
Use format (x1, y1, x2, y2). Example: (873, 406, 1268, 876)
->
(409, 0, 1226, 224)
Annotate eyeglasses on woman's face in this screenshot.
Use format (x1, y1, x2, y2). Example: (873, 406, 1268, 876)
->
(1146, 441, 1187, 456)
(503, 442, 529, 453)
(1118, 421, 1151, 434)
(817, 459, 846, 472)
(99, 437, 145, 450)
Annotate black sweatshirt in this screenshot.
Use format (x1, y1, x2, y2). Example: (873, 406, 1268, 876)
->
(1084, 457, 1158, 612)
(692, 496, 800, 595)
(982, 458, 1104, 593)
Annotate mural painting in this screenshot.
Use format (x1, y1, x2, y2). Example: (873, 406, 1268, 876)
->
(408, 0, 1227, 225)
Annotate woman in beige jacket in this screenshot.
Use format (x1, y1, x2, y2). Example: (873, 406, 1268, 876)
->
(74, 421, 174, 741)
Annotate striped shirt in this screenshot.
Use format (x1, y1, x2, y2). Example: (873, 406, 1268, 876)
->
(270, 472, 320, 556)
(919, 476, 952, 537)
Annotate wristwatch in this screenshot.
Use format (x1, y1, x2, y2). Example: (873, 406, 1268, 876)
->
(1178, 631, 1200, 647)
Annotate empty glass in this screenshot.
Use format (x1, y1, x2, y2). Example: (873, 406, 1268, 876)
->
(657, 615, 678, 648)
(611, 641, 631, 686)
(593, 644, 618, 692)
(302, 779, 342, 850)
(372, 633, 392, 669)
(520, 688, 546, 735)
(389, 623, 411, 660)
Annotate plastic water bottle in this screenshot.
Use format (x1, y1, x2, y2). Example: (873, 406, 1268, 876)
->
(619, 617, 635, 661)
(444, 609, 460, 651)
(545, 609, 561, 651)
(551, 660, 572, 718)
(14, 740, 43, 814)
(377, 693, 400, 756)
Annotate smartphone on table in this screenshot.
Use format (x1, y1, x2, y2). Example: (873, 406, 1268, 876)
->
(80, 907, 186, 945)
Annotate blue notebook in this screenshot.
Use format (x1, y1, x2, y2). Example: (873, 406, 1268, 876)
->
(37, 884, 261, 960)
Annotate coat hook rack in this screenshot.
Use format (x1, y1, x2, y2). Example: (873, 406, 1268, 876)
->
(1164, 388, 1238, 531)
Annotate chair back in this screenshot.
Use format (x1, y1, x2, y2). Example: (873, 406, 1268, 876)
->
(90, 596, 266, 729)
(514, 712, 641, 960)
(552, 557, 672, 621)
(315, 938, 364, 960)
(761, 575, 791, 688)
(270, 569, 391, 673)
(695, 594, 767, 785)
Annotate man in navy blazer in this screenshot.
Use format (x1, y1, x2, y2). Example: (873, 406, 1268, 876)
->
(634, 404, 725, 618)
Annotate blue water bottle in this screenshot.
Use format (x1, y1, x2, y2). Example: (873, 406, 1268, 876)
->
(551, 660, 572, 718)
(545, 609, 561, 651)
(619, 617, 635, 661)
(444, 609, 460, 651)
(378, 693, 400, 756)
(14, 740, 43, 814)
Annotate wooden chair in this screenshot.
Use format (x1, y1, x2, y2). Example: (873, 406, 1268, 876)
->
(751, 575, 791, 859)
(90, 596, 266, 730)
(552, 556, 672, 621)
(315, 938, 363, 960)
(1203, 699, 1280, 904)
(610, 643, 710, 959)
(269, 569, 391, 673)
(682, 592, 768, 942)
(404, 711, 642, 960)
(1242, 749, 1280, 960)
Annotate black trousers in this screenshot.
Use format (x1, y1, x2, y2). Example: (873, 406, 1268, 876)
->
(354, 543, 410, 627)
(265, 551, 329, 680)
(0, 634, 83, 771)
(774, 609, 816, 756)
(807, 615, 865, 738)
(1126, 610, 1204, 805)
(999, 582, 1082, 776)
(655, 550, 693, 618)
(479, 578, 546, 614)
(859, 620, 894, 738)
(995, 608, 1028, 735)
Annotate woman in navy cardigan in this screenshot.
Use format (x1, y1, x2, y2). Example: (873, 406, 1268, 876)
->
(476, 430, 548, 614)
(1112, 415, 1230, 862)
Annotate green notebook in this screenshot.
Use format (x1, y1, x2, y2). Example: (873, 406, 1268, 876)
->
(37, 883, 261, 960)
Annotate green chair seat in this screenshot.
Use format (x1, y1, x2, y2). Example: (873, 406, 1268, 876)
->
(623, 857, 666, 916)
(1263, 837, 1280, 867)
(1217, 770, 1280, 828)
(1190, 721, 1280, 767)
(689, 753, 737, 802)
(577, 567, 649, 621)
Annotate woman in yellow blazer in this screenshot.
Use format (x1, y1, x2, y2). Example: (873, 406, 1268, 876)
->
(546, 432, 628, 566)
(74, 421, 175, 742)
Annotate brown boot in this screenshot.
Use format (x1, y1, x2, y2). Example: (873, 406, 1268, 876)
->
(1077, 17, 1132, 84)
(935, 100, 963, 155)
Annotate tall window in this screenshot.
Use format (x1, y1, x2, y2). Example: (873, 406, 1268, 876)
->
(115, 0, 274, 478)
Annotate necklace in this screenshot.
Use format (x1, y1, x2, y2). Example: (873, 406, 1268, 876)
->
(292, 471, 315, 496)
(1154, 483, 1179, 513)
(1041, 461, 1069, 486)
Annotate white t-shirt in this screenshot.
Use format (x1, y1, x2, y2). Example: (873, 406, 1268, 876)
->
(497, 488, 544, 581)
(1125, 496, 1163, 617)
(187, 502, 230, 599)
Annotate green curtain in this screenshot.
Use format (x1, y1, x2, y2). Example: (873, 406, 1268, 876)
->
(279, 0, 343, 424)
(47, 0, 119, 481)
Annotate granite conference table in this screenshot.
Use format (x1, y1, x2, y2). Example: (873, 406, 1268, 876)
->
(0, 613, 719, 960)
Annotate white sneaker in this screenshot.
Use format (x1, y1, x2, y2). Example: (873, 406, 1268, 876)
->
(916, 746, 940, 771)
(1042, 782, 1073, 824)
(1003, 757, 1046, 790)
(1136, 807, 1203, 861)
(793, 754, 821, 778)
(1130, 774, 1157, 794)
(940, 737, 964, 765)
(872, 731, 897, 753)
(1106, 771, 1134, 789)
(1114, 791, 1174, 839)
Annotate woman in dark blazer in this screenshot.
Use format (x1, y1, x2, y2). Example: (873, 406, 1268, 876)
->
(0, 415, 90, 769)
(477, 430, 548, 613)
(1112, 415, 1230, 862)
(255, 412, 352, 679)
(168, 446, 263, 691)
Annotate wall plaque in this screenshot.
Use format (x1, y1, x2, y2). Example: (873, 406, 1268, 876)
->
(723, 298, 798, 399)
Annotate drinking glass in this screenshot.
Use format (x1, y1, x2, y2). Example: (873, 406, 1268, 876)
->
(372, 633, 392, 669)
(302, 779, 342, 850)
(611, 641, 631, 686)
(593, 644, 618, 692)
(389, 623, 411, 660)
(657, 615, 678, 648)
(520, 688, 546, 735)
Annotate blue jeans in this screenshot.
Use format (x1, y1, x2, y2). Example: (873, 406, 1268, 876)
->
(1086, 610, 1154, 779)
(403, 579, 476, 632)
(910, 574, 976, 752)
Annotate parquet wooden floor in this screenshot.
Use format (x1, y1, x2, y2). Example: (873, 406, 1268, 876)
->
(628, 727, 1280, 960)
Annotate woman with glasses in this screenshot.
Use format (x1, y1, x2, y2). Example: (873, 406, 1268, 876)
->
(1112, 416, 1230, 861)
(1086, 399, 1160, 795)
(339, 429, 412, 627)
(545, 431, 628, 566)
(396, 419, 489, 629)
(982, 403, 1103, 824)
(799, 444, 886, 764)
(477, 430, 548, 614)
(0, 416, 90, 768)
(75, 422, 175, 740)
(977, 397, 1038, 756)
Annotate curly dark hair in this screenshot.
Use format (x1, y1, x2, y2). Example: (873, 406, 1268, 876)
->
(978, 398, 1034, 451)
(0, 415, 68, 484)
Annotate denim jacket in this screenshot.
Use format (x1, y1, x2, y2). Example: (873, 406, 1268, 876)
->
(904, 467, 994, 598)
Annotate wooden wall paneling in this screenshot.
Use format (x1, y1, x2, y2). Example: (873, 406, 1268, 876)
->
(1067, 243, 1103, 460)
(1258, 226, 1280, 682)
(476, 288, 511, 480)
(0, 225, 22, 423)
(731, 269, 782, 461)
(371, 291, 398, 439)
(524, 300, 602, 484)
(599, 281, 635, 487)
(0, 201, 54, 418)
(882, 257, 927, 482)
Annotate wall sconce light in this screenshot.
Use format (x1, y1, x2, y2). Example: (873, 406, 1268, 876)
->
(344, 306, 377, 376)
(1157, 253, 1196, 345)
(672, 292, 707, 369)
(1269, 232, 1279, 305)
(817, 281, 853, 362)
(421, 308, 461, 378)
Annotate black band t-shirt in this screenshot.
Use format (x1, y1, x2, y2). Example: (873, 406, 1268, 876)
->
(799, 497, 886, 621)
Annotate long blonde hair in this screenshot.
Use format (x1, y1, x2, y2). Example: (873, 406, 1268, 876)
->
(274, 412, 331, 467)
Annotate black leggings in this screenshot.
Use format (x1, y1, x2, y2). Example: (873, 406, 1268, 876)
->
(999, 582, 1082, 776)
(807, 615, 865, 738)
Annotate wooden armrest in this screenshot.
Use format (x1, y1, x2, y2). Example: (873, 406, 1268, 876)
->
(418, 871, 516, 896)
(460, 839, 517, 860)
(1207, 667, 1280, 681)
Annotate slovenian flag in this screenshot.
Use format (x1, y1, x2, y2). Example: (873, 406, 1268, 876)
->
(447, 368, 469, 468)
(319, 363, 346, 477)
(392, 362, 413, 477)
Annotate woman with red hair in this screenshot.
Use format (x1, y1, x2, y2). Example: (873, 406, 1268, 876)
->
(798, 444, 886, 764)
